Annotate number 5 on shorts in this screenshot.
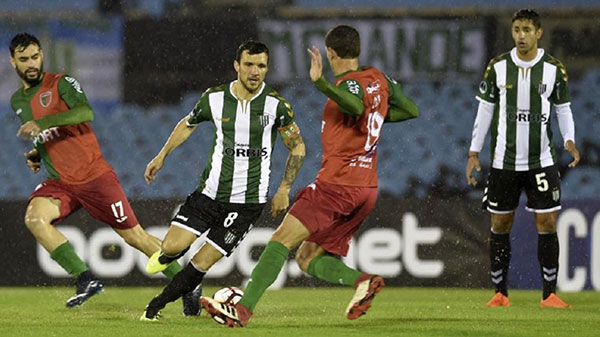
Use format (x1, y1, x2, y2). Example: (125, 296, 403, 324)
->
(535, 172, 549, 192)
(223, 212, 239, 228)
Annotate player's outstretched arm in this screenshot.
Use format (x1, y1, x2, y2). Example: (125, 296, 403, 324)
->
(271, 125, 305, 218)
(145, 115, 197, 184)
(307, 45, 363, 116)
(385, 76, 419, 123)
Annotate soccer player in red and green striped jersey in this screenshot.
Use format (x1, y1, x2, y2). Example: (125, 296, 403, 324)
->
(9, 33, 193, 310)
(465, 9, 580, 308)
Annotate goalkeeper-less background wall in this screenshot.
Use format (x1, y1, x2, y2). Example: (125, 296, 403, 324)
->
(1, 0, 599, 291)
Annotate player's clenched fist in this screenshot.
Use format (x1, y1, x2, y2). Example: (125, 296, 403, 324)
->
(24, 148, 41, 173)
(145, 155, 165, 184)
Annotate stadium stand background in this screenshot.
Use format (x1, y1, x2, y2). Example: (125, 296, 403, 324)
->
(1, 0, 598, 201)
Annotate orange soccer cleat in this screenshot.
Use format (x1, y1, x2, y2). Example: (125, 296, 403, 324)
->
(346, 274, 386, 320)
(540, 293, 572, 308)
(486, 292, 510, 307)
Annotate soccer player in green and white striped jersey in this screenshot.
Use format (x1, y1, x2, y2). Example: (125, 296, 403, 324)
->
(466, 9, 580, 309)
(139, 40, 306, 321)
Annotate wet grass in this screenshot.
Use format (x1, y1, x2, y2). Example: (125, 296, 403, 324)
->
(0, 287, 598, 336)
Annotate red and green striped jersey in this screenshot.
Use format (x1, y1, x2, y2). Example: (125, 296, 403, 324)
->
(10, 72, 112, 184)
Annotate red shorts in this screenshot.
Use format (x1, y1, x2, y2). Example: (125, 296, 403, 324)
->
(28, 170, 139, 229)
(289, 180, 377, 256)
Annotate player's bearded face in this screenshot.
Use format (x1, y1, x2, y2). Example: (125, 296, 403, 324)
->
(236, 51, 268, 93)
(511, 19, 541, 55)
(12, 44, 44, 86)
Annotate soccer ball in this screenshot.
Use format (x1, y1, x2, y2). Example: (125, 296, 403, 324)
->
(212, 286, 244, 305)
(210, 287, 244, 325)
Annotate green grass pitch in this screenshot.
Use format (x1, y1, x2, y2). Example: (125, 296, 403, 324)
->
(0, 287, 598, 336)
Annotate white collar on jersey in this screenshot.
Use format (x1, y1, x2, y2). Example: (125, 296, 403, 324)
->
(510, 47, 545, 68)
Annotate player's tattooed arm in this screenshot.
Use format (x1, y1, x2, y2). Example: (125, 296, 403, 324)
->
(272, 129, 305, 217)
(281, 134, 306, 187)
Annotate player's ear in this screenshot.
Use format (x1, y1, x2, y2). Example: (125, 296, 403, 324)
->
(9, 56, 16, 68)
(233, 60, 240, 73)
(536, 27, 543, 39)
(326, 47, 338, 59)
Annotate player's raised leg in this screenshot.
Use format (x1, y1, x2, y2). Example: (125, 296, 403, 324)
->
(295, 241, 385, 319)
(142, 242, 222, 320)
(25, 196, 103, 307)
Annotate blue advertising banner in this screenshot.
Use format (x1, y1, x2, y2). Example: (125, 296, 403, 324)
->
(510, 200, 600, 291)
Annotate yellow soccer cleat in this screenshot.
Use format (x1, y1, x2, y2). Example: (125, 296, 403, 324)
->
(145, 251, 170, 274)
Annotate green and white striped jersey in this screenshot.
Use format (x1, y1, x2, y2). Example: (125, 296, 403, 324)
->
(187, 81, 296, 204)
(477, 48, 570, 171)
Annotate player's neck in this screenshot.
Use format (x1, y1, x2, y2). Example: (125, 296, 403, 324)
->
(332, 58, 359, 76)
(516, 46, 538, 62)
(232, 81, 260, 101)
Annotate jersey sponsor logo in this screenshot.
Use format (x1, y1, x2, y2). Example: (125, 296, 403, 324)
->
(33, 127, 61, 146)
(64, 77, 83, 94)
(15, 108, 22, 115)
(223, 145, 268, 158)
(40, 91, 52, 107)
(507, 109, 548, 123)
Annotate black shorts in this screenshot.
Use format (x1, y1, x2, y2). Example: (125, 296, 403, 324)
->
(482, 165, 561, 214)
(170, 191, 265, 256)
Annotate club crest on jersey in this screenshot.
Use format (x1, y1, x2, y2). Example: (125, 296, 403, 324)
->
(40, 91, 52, 107)
(224, 231, 237, 245)
(552, 189, 560, 202)
(257, 114, 270, 127)
(538, 83, 548, 95)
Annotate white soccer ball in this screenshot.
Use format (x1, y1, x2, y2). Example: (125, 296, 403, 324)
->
(212, 286, 244, 305)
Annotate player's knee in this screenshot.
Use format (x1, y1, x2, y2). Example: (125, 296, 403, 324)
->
(294, 251, 311, 272)
(24, 212, 48, 232)
(536, 217, 557, 232)
(161, 239, 184, 256)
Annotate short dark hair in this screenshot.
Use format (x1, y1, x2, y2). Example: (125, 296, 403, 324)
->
(10, 32, 41, 57)
(512, 9, 541, 29)
(325, 25, 360, 59)
(235, 40, 269, 63)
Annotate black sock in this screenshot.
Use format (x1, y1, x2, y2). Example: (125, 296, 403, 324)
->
(76, 270, 97, 293)
(490, 231, 511, 296)
(538, 232, 559, 300)
(145, 263, 206, 316)
(158, 247, 190, 265)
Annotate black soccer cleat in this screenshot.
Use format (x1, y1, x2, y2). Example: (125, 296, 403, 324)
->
(66, 280, 104, 308)
(182, 284, 203, 316)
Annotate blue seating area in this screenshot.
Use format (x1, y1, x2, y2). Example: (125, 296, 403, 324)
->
(2, 71, 599, 200)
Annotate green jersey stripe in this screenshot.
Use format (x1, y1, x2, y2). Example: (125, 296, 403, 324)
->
(503, 61, 517, 170)
(528, 64, 543, 169)
(541, 62, 557, 167)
